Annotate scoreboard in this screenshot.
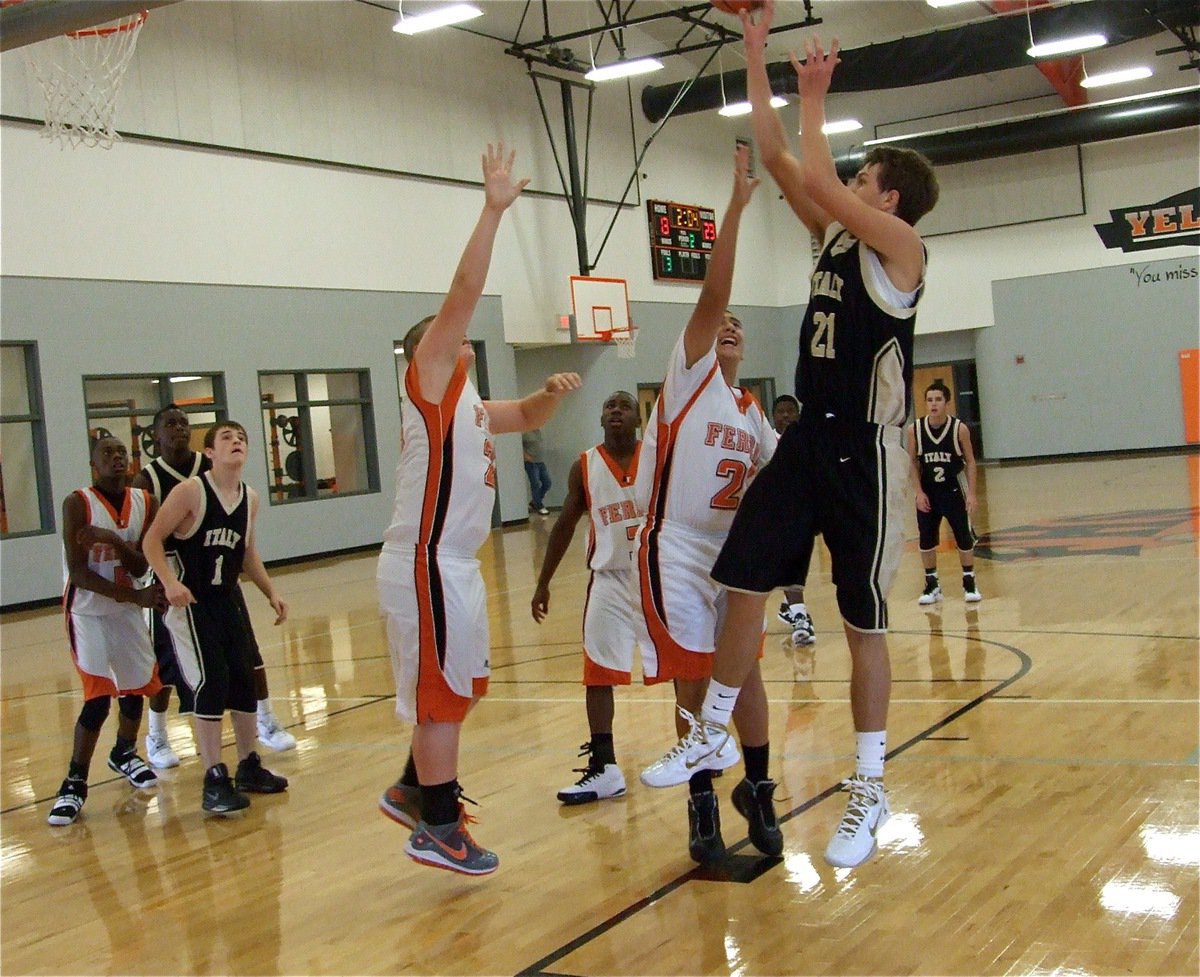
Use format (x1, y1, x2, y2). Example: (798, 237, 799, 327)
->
(647, 199, 716, 283)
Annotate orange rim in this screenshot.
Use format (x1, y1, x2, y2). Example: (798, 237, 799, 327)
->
(66, 9, 147, 38)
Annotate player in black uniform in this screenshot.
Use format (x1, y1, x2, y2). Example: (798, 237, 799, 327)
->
(133, 405, 296, 769)
(143, 421, 290, 814)
(770, 394, 816, 646)
(671, 0, 939, 870)
(907, 381, 980, 603)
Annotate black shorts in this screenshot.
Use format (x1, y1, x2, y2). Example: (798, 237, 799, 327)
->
(917, 488, 975, 552)
(150, 607, 182, 688)
(162, 594, 257, 718)
(711, 412, 909, 632)
(231, 584, 264, 669)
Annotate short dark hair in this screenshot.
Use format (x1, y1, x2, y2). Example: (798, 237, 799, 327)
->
(865, 147, 939, 226)
(924, 380, 951, 401)
(152, 403, 187, 431)
(773, 394, 800, 411)
(402, 315, 438, 361)
(607, 390, 636, 406)
(203, 420, 248, 449)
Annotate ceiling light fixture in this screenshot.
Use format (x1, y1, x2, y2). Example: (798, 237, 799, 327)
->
(584, 57, 663, 82)
(1080, 65, 1153, 89)
(1027, 33, 1106, 59)
(718, 96, 787, 117)
(821, 118, 864, 135)
(925, 0, 976, 7)
(393, 3, 482, 36)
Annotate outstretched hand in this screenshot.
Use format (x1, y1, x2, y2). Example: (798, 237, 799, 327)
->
(544, 372, 583, 397)
(731, 142, 761, 209)
(482, 141, 530, 213)
(789, 35, 841, 101)
(739, 0, 774, 53)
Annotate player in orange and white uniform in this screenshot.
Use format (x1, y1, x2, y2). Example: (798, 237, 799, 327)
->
(47, 436, 163, 826)
(634, 145, 784, 866)
(532, 391, 642, 806)
(375, 143, 581, 876)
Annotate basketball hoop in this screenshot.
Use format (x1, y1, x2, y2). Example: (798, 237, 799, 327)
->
(611, 327, 638, 360)
(22, 8, 147, 149)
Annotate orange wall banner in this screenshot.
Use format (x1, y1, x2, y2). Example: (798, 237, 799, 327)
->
(1180, 349, 1200, 444)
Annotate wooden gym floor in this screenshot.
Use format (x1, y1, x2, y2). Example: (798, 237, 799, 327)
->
(1, 451, 1197, 976)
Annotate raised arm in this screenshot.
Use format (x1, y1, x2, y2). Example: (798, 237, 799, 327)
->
(142, 478, 201, 608)
(531, 458, 589, 623)
(412, 142, 530, 403)
(682, 143, 759, 367)
(63, 494, 159, 609)
(484, 372, 582, 435)
(790, 37, 924, 288)
(241, 488, 288, 624)
(741, 0, 830, 242)
(958, 422, 978, 514)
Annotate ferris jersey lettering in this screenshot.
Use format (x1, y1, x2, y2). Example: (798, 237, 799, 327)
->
(635, 334, 777, 539)
(63, 487, 152, 617)
(797, 223, 926, 427)
(141, 453, 210, 504)
(384, 357, 495, 557)
(170, 472, 249, 597)
(915, 415, 966, 491)
(581, 442, 642, 571)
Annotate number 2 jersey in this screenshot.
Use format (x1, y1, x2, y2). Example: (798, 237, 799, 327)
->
(914, 415, 967, 495)
(635, 333, 776, 541)
(170, 471, 249, 597)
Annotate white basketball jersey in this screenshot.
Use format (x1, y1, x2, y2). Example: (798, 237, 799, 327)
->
(384, 357, 496, 556)
(63, 487, 151, 616)
(581, 442, 642, 571)
(635, 334, 777, 538)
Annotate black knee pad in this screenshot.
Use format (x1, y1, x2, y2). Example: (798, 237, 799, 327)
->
(78, 697, 111, 732)
(117, 695, 144, 723)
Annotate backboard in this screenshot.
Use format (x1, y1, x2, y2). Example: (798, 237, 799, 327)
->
(570, 276, 631, 343)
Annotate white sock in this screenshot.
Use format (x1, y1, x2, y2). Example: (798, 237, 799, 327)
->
(855, 730, 886, 780)
(256, 699, 273, 723)
(700, 680, 739, 729)
(148, 708, 167, 738)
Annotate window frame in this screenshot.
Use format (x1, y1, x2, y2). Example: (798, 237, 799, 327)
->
(0, 341, 54, 539)
(257, 368, 380, 505)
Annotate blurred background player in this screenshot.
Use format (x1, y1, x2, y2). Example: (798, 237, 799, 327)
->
(907, 380, 980, 603)
(133, 404, 296, 769)
(770, 393, 816, 646)
(49, 436, 163, 826)
(531, 390, 641, 806)
(143, 421, 291, 815)
(635, 145, 783, 866)
(375, 142, 581, 876)
(522, 427, 552, 515)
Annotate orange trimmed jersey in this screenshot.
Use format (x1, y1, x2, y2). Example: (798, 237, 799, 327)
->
(635, 334, 777, 540)
(62, 486, 152, 616)
(581, 442, 642, 572)
(384, 357, 496, 557)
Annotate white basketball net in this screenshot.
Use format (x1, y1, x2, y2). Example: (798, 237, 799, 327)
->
(24, 11, 146, 149)
(613, 328, 638, 360)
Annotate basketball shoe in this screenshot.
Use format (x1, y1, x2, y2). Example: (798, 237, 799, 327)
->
(687, 790, 725, 865)
(824, 775, 889, 868)
(963, 574, 982, 602)
(379, 781, 421, 829)
(107, 749, 158, 789)
(202, 763, 250, 814)
(145, 732, 180, 769)
(918, 579, 943, 605)
(405, 807, 499, 876)
(732, 778, 783, 857)
(557, 762, 626, 805)
(47, 778, 87, 826)
(791, 607, 816, 646)
(256, 714, 297, 752)
(640, 708, 740, 788)
(235, 752, 288, 793)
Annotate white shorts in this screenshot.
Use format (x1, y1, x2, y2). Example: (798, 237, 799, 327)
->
(635, 525, 727, 684)
(66, 606, 159, 700)
(582, 568, 641, 685)
(377, 543, 489, 724)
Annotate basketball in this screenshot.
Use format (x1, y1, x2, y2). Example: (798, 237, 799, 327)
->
(711, 0, 764, 15)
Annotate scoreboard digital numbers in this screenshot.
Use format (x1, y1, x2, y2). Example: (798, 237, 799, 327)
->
(647, 199, 716, 283)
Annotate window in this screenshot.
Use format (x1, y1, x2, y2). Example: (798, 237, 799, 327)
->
(82, 373, 227, 474)
(1, 342, 53, 537)
(258, 370, 379, 503)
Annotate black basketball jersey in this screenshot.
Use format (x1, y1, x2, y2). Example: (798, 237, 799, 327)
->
(171, 472, 249, 598)
(915, 415, 966, 492)
(796, 224, 924, 427)
(142, 453, 211, 504)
